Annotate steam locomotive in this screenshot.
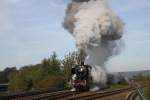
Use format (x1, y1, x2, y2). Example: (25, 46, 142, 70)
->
(71, 62, 92, 92)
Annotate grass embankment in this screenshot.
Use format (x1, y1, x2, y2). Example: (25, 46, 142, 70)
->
(105, 83, 128, 91)
(106, 84, 128, 91)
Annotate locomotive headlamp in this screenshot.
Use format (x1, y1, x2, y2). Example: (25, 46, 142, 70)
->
(80, 68, 83, 72)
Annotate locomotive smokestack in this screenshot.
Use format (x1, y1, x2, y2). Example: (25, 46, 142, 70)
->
(63, 0, 124, 90)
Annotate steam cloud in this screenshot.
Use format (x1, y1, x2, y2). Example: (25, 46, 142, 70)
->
(63, 0, 124, 85)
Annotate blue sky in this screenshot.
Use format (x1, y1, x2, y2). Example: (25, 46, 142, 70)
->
(0, 0, 150, 72)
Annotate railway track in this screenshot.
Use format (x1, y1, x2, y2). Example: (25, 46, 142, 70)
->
(0, 87, 134, 100)
(62, 87, 135, 100)
(126, 86, 146, 100)
(126, 91, 143, 100)
(0, 89, 70, 100)
(15, 90, 74, 100)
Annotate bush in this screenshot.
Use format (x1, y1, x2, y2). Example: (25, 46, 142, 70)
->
(0, 67, 16, 83)
(35, 75, 65, 90)
(8, 71, 32, 92)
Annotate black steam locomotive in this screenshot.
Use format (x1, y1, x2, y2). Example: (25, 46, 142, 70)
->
(71, 62, 92, 92)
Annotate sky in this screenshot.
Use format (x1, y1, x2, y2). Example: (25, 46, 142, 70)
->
(0, 0, 150, 72)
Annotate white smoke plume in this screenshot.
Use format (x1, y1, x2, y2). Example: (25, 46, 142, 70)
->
(63, 0, 124, 85)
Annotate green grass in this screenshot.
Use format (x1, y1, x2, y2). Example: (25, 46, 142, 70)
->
(104, 83, 128, 92)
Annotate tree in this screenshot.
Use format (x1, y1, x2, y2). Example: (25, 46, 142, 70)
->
(49, 52, 61, 73)
(8, 52, 65, 92)
(9, 70, 32, 92)
(40, 52, 61, 76)
(0, 67, 16, 83)
(8, 51, 87, 92)
(63, 52, 77, 82)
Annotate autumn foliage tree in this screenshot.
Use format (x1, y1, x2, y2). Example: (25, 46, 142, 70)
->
(8, 52, 64, 92)
(6, 51, 84, 92)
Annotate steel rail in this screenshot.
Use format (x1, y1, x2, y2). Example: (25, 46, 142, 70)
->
(63, 87, 135, 100)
